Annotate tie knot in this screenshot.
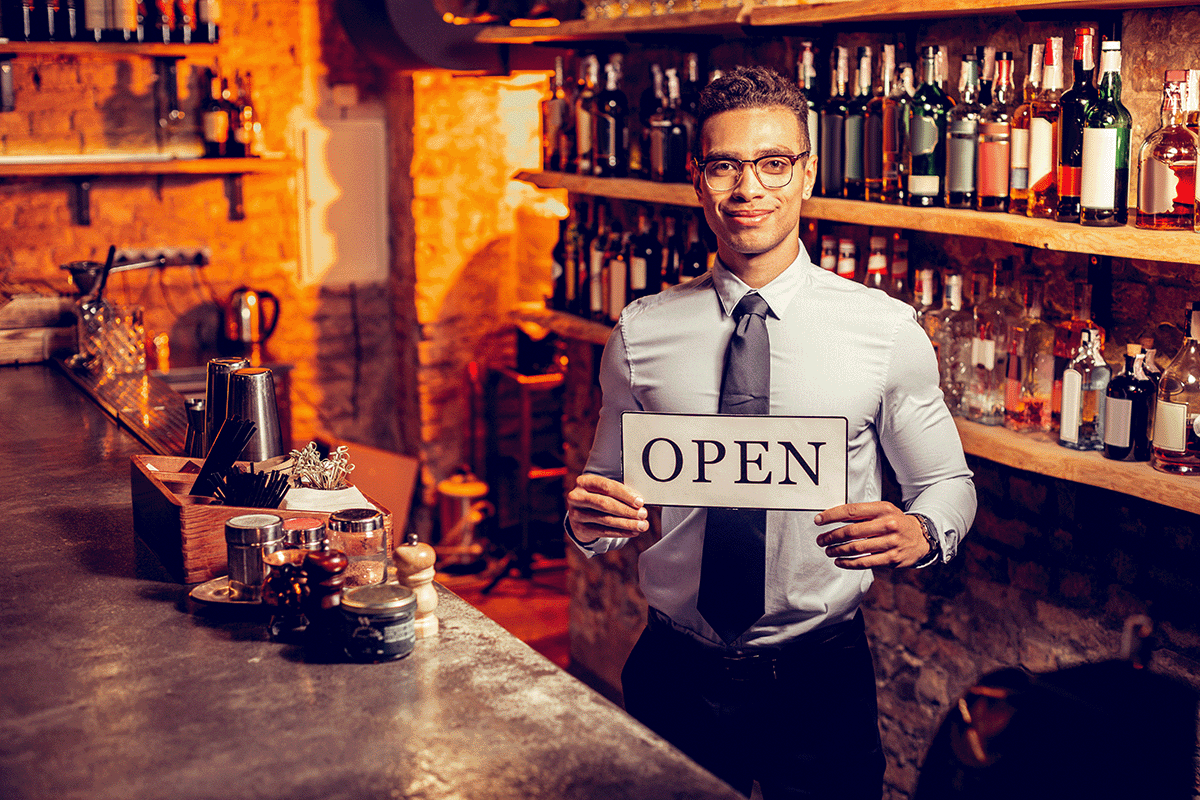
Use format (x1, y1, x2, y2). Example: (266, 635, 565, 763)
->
(733, 292, 769, 321)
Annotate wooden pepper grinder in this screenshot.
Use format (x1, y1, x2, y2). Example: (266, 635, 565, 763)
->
(393, 531, 438, 637)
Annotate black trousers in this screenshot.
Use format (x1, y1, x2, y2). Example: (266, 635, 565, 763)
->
(621, 609, 884, 800)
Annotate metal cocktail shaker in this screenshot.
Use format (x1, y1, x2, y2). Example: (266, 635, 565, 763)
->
(226, 367, 284, 462)
(205, 357, 249, 454)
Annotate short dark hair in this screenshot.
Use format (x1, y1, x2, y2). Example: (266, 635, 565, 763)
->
(695, 66, 811, 155)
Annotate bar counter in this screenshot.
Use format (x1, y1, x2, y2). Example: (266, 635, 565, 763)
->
(0, 364, 742, 800)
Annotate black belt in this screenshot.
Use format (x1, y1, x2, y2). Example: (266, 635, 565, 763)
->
(646, 607, 864, 682)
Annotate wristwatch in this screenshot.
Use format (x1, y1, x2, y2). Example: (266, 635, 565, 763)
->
(909, 513, 941, 569)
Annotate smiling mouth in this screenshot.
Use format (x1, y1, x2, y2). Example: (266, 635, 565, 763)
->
(725, 209, 773, 222)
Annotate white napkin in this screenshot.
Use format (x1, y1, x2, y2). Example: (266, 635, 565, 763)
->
(282, 485, 372, 513)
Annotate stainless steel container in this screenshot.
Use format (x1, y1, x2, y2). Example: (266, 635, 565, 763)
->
(282, 517, 327, 551)
(224, 513, 285, 602)
(205, 357, 249, 453)
(226, 367, 284, 462)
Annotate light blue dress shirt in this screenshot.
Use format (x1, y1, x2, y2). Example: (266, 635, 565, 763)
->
(576, 247, 977, 649)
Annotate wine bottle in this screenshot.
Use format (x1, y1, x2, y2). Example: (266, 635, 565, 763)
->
(1151, 301, 1200, 473)
(886, 63, 915, 204)
(573, 54, 599, 177)
(1008, 42, 1044, 216)
(628, 206, 661, 301)
(681, 216, 708, 281)
(647, 68, 694, 183)
(1059, 328, 1110, 451)
(550, 216, 570, 311)
(1104, 344, 1155, 462)
(680, 52, 702, 121)
(661, 212, 684, 289)
(541, 56, 572, 173)
(1004, 278, 1055, 433)
(573, 201, 595, 316)
(593, 55, 628, 178)
(977, 51, 1016, 211)
(864, 235, 888, 291)
(946, 53, 983, 209)
(906, 45, 952, 207)
(819, 46, 850, 198)
(635, 63, 665, 180)
(1080, 40, 1132, 227)
(818, 235, 837, 272)
(835, 238, 857, 280)
(844, 46, 872, 200)
(202, 69, 230, 158)
(1056, 27, 1099, 223)
(797, 41, 820, 164)
(864, 44, 894, 203)
(1027, 36, 1063, 219)
(604, 220, 628, 323)
(1136, 70, 1198, 231)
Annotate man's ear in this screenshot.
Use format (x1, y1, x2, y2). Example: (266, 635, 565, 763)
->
(801, 154, 818, 200)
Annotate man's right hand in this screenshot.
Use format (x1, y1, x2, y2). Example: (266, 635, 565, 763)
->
(566, 473, 650, 544)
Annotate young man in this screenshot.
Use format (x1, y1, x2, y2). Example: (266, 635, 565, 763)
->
(566, 66, 976, 799)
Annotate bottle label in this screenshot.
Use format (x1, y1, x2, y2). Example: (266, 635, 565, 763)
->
(609, 258, 626, 319)
(844, 116, 864, 181)
(1061, 368, 1083, 443)
(1080, 128, 1120, 210)
(1028, 117, 1057, 193)
(909, 116, 939, 157)
(1104, 396, 1133, 447)
(820, 115, 845, 192)
(978, 123, 1010, 197)
(836, 257, 856, 277)
(971, 337, 996, 371)
(576, 109, 593, 165)
(1010, 127, 1030, 190)
(866, 254, 887, 275)
(864, 115, 883, 180)
(1153, 398, 1188, 451)
(1139, 158, 1177, 215)
(630, 256, 648, 291)
(947, 123, 977, 193)
(908, 174, 940, 197)
(1058, 164, 1082, 198)
(203, 110, 229, 143)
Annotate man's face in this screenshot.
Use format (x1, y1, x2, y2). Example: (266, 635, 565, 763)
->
(693, 106, 817, 273)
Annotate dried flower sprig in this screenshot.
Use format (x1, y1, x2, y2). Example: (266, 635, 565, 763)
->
(288, 442, 355, 490)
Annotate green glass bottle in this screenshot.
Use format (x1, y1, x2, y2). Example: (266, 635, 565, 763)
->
(906, 45, 952, 207)
(1080, 40, 1132, 226)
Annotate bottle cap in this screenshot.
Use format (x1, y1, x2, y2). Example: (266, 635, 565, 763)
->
(869, 236, 887, 250)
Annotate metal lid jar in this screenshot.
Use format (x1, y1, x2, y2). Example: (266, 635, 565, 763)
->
(327, 508, 387, 587)
(282, 517, 327, 551)
(339, 583, 416, 662)
(225, 513, 285, 602)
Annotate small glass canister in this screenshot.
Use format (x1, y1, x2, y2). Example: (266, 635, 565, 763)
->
(283, 517, 327, 551)
(225, 513, 285, 601)
(339, 583, 416, 662)
(326, 508, 387, 587)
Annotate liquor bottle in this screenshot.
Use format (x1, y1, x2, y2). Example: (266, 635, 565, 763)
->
(680, 52, 702, 121)
(660, 212, 684, 289)
(1135, 70, 1198, 231)
(1151, 302, 1200, 473)
(196, 0, 217, 42)
(906, 45, 952, 207)
(1059, 328, 1110, 450)
(888, 235, 910, 301)
(835, 238, 857, 280)
(1052, 281, 1106, 427)
(648, 69, 695, 184)
(887, 62, 915, 204)
(1027, 37, 1064, 219)
(977, 51, 1016, 212)
(1008, 42, 1044, 216)
(1080, 41, 1132, 227)
(819, 46, 850, 198)
(593, 55, 628, 178)
(864, 44, 895, 203)
(864, 235, 888, 291)
(977, 45, 996, 107)
(946, 53, 983, 209)
(966, 262, 1021, 426)
(202, 69, 231, 158)
(175, 0, 195, 44)
(1004, 278, 1055, 432)
(913, 267, 937, 319)
(818, 235, 837, 272)
(1103, 344, 1155, 462)
(541, 56, 573, 173)
(634, 63, 665, 180)
(628, 207, 661, 301)
(844, 46, 872, 200)
(573, 201, 595, 317)
(605, 222, 629, 323)
(797, 41, 820, 164)
(681, 216, 709, 281)
(221, 77, 244, 158)
(1186, 69, 1200, 135)
(234, 72, 259, 158)
(550, 215, 570, 311)
(573, 55, 599, 177)
(930, 273, 974, 417)
(152, 0, 173, 42)
(1056, 27, 1099, 223)
(587, 202, 609, 322)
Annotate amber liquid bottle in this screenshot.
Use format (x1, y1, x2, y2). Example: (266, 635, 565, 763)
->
(977, 51, 1016, 211)
(1027, 36, 1063, 219)
(1136, 70, 1198, 230)
(1056, 27, 1099, 223)
(1008, 42, 1044, 216)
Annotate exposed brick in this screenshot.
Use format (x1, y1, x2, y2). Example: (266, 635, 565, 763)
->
(1008, 473, 1049, 516)
(1058, 570, 1095, 604)
(895, 583, 930, 624)
(1009, 558, 1051, 594)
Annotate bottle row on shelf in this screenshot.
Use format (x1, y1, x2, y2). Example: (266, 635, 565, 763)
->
(0, 0, 219, 44)
(200, 66, 259, 159)
(540, 28, 1200, 233)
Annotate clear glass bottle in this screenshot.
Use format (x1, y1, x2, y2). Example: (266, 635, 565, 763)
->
(1136, 70, 1198, 231)
(819, 46, 850, 198)
(1103, 344, 1155, 462)
(864, 235, 888, 291)
(1008, 42, 1044, 216)
(1055, 27, 1099, 223)
(1004, 278, 1055, 433)
(929, 273, 974, 417)
(1151, 302, 1200, 474)
(1059, 328, 1110, 451)
(946, 53, 983, 209)
(906, 45, 952, 207)
(1028, 36, 1064, 219)
(835, 238, 857, 280)
(913, 267, 938, 320)
(967, 262, 1022, 426)
(864, 44, 895, 203)
(542, 57, 573, 173)
(844, 46, 872, 200)
(887, 63, 915, 204)
(977, 51, 1016, 212)
(1052, 281, 1106, 428)
(1080, 41, 1132, 227)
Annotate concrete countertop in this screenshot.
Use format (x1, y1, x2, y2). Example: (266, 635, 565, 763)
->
(0, 365, 742, 800)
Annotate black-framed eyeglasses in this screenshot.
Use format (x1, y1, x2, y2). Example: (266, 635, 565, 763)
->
(696, 152, 810, 192)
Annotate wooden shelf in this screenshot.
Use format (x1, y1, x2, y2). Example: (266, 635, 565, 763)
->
(474, 7, 745, 44)
(515, 170, 1200, 265)
(0, 41, 221, 58)
(954, 418, 1200, 516)
(0, 157, 298, 178)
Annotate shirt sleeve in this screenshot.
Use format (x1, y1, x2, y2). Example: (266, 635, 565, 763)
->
(877, 309, 977, 563)
(566, 321, 640, 557)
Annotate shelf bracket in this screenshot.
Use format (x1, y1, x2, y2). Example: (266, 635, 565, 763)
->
(72, 177, 94, 226)
(224, 174, 245, 221)
(0, 56, 14, 113)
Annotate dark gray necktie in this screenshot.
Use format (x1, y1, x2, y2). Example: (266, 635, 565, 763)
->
(698, 292, 770, 645)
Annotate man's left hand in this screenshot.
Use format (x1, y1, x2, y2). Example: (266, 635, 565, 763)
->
(813, 502, 931, 569)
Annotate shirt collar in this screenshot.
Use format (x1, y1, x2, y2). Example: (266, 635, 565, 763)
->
(712, 247, 813, 319)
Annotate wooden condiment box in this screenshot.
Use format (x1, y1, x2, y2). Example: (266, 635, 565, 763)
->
(130, 454, 391, 585)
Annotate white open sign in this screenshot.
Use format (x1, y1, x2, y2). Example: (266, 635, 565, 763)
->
(621, 412, 849, 511)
